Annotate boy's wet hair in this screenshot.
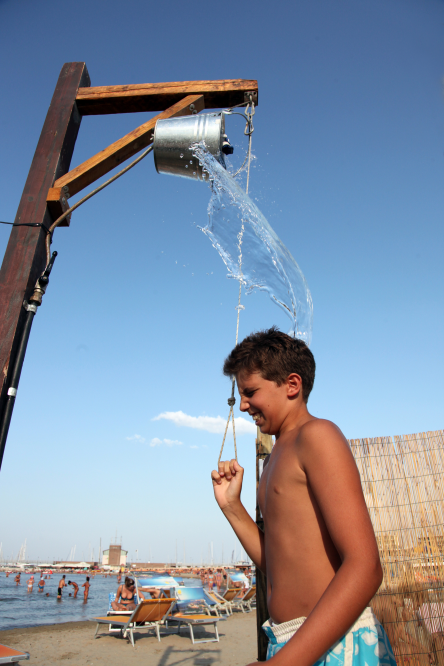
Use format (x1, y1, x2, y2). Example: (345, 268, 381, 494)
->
(223, 326, 316, 402)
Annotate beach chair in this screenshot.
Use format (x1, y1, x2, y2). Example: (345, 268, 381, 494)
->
(165, 586, 222, 643)
(230, 585, 256, 613)
(92, 598, 176, 647)
(213, 588, 242, 615)
(168, 613, 220, 644)
(204, 590, 232, 616)
(174, 586, 216, 616)
(0, 644, 30, 664)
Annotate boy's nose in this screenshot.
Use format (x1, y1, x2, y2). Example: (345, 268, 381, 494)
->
(239, 396, 249, 412)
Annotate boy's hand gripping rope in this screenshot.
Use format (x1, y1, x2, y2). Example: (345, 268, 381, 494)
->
(217, 97, 255, 465)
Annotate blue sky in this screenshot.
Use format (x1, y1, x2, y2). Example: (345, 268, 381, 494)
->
(0, 0, 443, 564)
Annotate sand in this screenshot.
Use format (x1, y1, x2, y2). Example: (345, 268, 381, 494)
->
(0, 610, 257, 666)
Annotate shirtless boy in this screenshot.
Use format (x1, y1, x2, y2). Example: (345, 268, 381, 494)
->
(57, 575, 66, 598)
(211, 328, 396, 666)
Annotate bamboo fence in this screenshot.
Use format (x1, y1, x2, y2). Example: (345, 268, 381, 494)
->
(349, 430, 444, 666)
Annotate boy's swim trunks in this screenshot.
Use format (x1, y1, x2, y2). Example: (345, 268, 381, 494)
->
(262, 607, 396, 666)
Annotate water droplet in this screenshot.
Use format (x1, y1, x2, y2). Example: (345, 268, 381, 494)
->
(180, 153, 184, 158)
(193, 172, 196, 176)
(190, 160, 193, 164)
(185, 165, 188, 169)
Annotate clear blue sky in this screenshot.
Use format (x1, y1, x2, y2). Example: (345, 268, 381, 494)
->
(0, 0, 443, 564)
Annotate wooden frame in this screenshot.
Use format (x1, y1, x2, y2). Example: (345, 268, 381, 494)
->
(0, 63, 258, 462)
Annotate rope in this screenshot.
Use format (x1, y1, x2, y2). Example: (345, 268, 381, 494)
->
(218, 97, 255, 465)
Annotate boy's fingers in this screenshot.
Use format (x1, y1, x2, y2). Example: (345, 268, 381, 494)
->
(223, 460, 232, 480)
(233, 460, 244, 474)
(211, 470, 222, 485)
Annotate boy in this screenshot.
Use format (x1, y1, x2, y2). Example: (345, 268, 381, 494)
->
(211, 328, 395, 666)
(57, 574, 66, 598)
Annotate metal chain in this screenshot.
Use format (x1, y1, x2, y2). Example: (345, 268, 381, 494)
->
(218, 98, 255, 465)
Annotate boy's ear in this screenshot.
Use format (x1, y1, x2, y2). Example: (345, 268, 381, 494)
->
(286, 373, 303, 399)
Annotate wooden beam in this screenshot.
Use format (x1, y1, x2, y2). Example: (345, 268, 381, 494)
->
(256, 429, 272, 661)
(76, 79, 258, 115)
(0, 62, 90, 436)
(53, 94, 205, 198)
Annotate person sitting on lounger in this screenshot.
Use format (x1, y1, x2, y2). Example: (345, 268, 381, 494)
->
(111, 577, 144, 611)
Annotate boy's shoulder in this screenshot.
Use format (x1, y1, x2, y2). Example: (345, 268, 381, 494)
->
(289, 418, 350, 459)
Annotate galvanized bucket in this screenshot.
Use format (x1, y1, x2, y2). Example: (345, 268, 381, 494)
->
(153, 113, 232, 181)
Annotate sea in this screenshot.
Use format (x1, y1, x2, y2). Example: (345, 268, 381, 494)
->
(0, 573, 201, 631)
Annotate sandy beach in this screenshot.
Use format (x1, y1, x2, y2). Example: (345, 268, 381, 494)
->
(0, 610, 257, 666)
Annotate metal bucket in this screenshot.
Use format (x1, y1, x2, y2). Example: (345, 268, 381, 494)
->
(153, 113, 232, 181)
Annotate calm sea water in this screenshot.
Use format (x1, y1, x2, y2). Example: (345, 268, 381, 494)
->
(0, 574, 200, 631)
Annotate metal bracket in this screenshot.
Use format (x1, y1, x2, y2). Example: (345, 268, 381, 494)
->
(244, 91, 258, 105)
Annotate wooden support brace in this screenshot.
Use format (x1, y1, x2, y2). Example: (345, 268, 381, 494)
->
(46, 187, 71, 226)
(52, 94, 205, 199)
(76, 79, 258, 115)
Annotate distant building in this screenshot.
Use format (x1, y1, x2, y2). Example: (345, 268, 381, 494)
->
(102, 545, 128, 567)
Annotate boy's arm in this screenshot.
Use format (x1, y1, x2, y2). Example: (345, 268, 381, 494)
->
(262, 420, 382, 666)
(211, 459, 266, 573)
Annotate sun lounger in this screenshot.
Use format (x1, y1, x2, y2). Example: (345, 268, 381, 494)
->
(204, 590, 233, 616)
(212, 588, 242, 615)
(230, 585, 256, 613)
(92, 598, 177, 647)
(168, 613, 220, 644)
(175, 586, 216, 616)
(0, 644, 30, 664)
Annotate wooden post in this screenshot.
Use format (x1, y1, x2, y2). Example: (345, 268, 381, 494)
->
(0, 62, 90, 449)
(256, 428, 273, 661)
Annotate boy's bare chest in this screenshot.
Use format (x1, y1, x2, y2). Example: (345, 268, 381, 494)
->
(258, 447, 311, 520)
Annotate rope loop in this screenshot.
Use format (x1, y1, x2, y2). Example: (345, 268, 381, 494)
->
(218, 103, 255, 465)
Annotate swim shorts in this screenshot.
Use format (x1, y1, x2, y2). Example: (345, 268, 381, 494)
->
(263, 607, 396, 666)
(57, 587, 62, 595)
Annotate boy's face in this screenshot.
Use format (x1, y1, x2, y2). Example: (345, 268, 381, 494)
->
(236, 370, 297, 436)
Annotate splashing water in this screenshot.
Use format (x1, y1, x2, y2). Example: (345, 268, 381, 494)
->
(193, 143, 313, 345)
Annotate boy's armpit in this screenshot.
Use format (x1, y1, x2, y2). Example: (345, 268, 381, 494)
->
(263, 454, 271, 469)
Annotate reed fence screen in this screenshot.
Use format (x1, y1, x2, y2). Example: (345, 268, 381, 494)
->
(349, 430, 444, 666)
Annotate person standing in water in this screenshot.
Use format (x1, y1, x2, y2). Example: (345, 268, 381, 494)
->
(82, 577, 90, 602)
(38, 576, 45, 592)
(27, 575, 34, 592)
(57, 575, 66, 599)
(14, 573, 21, 586)
(68, 580, 79, 598)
